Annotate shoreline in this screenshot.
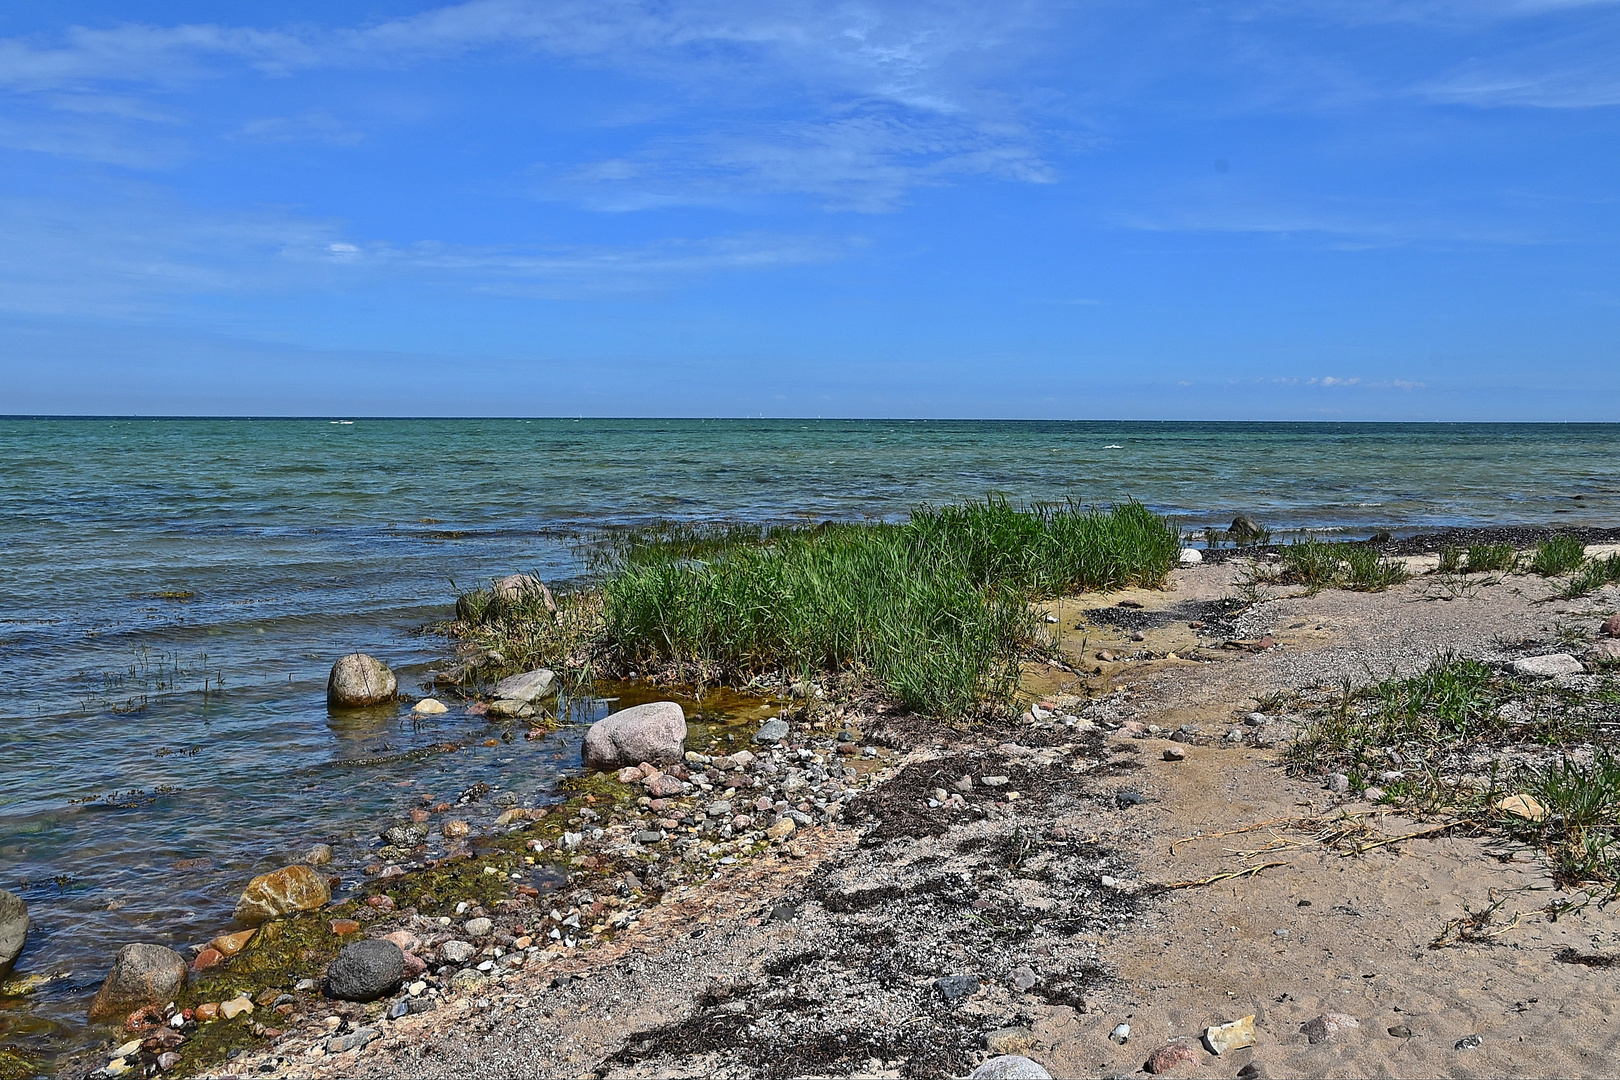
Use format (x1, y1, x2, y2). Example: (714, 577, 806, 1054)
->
(19, 525, 1620, 1079)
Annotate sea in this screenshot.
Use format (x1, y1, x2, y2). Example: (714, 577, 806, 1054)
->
(2, 417, 1618, 1067)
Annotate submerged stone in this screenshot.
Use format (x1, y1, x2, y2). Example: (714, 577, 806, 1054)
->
(234, 864, 331, 924)
(87, 944, 188, 1021)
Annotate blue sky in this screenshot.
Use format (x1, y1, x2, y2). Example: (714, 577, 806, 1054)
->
(2, 1, 1618, 418)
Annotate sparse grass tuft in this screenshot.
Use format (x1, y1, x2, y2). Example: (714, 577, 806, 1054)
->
(1466, 542, 1517, 574)
(1273, 539, 1409, 593)
(1562, 553, 1620, 600)
(1511, 751, 1620, 886)
(1531, 535, 1587, 577)
(1438, 546, 1464, 575)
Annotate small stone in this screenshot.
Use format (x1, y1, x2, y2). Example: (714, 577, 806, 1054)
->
(304, 843, 333, 865)
(1602, 613, 1620, 637)
(329, 919, 360, 936)
(1009, 965, 1038, 991)
(464, 917, 493, 937)
(156, 1052, 181, 1071)
(1362, 786, 1386, 802)
(1179, 548, 1203, 564)
(980, 775, 1009, 787)
(219, 996, 252, 1019)
(634, 830, 667, 845)
(766, 818, 796, 840)
(1110, 1023, 1130, 1044)
(1328, 772, 1350, 794)
(439, 940, 475, 964)
(191, 948, 223, 972)
(1388, 1025, 1412, 1039)
(1236, 1065, 1269, 1080)
(442, 819, 470, 838)
(327, 653, 396, 708)
(1301, 1012, 1358, 1043)
(1146, 1041, 1201, 1074)
(985, 1027, 1035, 1055)
(1513, 654, 1584, 678)
(1203, 1014, 1255, 1054)
(1162, 746, 1186, 761)
(1588, 640, 1620, 662)
(412, 698, 449, 715)
(617, 767, 642, 783)
(193, 1003, 219, 1022)
(754, 718, 790, 744)
(326, 1026, 380, 1053)
(1455, 1033, 1482, 1049)
(934, 974, 980, 1002)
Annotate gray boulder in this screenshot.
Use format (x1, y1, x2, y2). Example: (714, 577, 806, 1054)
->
(970, 1057, 1053, 1080)
(1228, 515, 1265, 541)
(327, 653, 397, 708)
(0, 888, 27, 978)
(582, 701, 686, 771)
(493, 574, 556, 615)
(493, 668, 556, 703)
(87, 944, 188, 1021)
(324, 939, 404, 1002)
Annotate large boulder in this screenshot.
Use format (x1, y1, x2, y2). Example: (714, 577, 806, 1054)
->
(327, 653, 397, 708)
(494, 574, 556, 615)
(0, 888, 26, 978)
(86, 944, 187, 1021)
(234, 865, 331, 924)
(324, 939, 404, 1002)
(493, 668, 556, 703)
(582, 701, 687, 772)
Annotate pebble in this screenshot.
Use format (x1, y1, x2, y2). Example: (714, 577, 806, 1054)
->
(1362, 786, 1386, 801)
(634, 830, 667, 845)
(934, 974, 981, 1002)
(1455, 1033, 1482, 1050)
(464, 917, 493, 936)
(439, 940, 475, 964)
(1388, 1025, 1412, 1038)
(1009, 965, 1038, 991)
(766, 819, 796, 840)
(1603, 613, 1620, 638)
(1328, 772, 1350, 793)
(1301, 1012, 1358, 1043)
(1162, 746, 1186, 761)
(1109, 1023, 1130, 1044)
(412, 698, 449, 715)
(980, 775, 1009, 787)
(304, 843, 333, 865)
(387, 1000, 409, 1019)
(156, 1052, 180, 1072)
(220, 996, 254, 1018)
(754, 719, 790, 744)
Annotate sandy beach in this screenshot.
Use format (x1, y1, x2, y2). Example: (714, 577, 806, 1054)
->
(129, 544, 1620, 1080)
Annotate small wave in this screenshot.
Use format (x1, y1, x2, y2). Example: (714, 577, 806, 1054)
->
(1103, 444, 1124, 449)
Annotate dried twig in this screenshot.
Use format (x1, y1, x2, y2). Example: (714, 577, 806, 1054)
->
(1163, 861, 1287, 890)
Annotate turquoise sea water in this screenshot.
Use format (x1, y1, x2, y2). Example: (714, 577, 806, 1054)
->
(2, 417, 1618, 1065)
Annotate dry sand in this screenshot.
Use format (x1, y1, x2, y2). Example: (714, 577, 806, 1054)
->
(216, 557, 1620, 1080)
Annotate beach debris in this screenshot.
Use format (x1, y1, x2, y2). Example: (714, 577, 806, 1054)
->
(326, 653, 397, 707)
(969, 1054, 1051, 1078)
(492, 667, 556, 703)
(87, 944, 188, 1021)
(1301, 1012, 1359, 1043)
(1204, 1014, 1256, 1054)
(1494, 793, 1547, 821)
(582, 701, 687, 771)
(324, 940, 404, 1002)
(0, 888, 27, 978)
(1146, 1041, 1202, 1073)
(1512, 654, 1584, 678)
(234, 864, 331, 924)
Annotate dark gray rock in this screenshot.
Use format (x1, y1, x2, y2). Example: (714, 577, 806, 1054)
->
(1229, 515, 1265, 541)
(87, 943, 188, 1021)
(327, 653, 397, 708)
(0, 888, 26, 978)
(934, 974, 980, 1002)
(753, 718, 790, 744)
(326, 1026, 380, 1053)
(324, 939, 404, 1002)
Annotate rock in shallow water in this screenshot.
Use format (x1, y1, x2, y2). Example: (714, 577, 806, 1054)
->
(325, 939, 404, 1002)
(234, 865, 331, 924)
(87, 944, 188, 1021)
(0, 888, 27, 978)
(582, 701, 687, 771)
(327, 653, 397, 708)
(493, 668, 556, 703)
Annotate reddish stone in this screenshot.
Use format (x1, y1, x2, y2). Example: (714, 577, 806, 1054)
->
(648, 798, 669, 812)
(364, 863, 382, 875)
(1604, 614, 1620, 638)
(466, 702, 488, 716)
(260, 1027, 286, 1038)
(410, 808, 430, 823)
(1146, 1042, 1202, 1074)
(191, 948, 223, 973)
(1258, 635, 1277, 649)
(420, 793, 435, 803)
(580, 856, 599, 868)
(837, 743, 857, 755)
(402, 952, 427, 978)
(141, 1026, 185, 1051)
(329, 919, 361, 935)
(274, 1003, 294, 1016)
(515, 885, 540, 898)
(433, 802, 451, 813)
(124, 1005, 165, 1031)
(483, 738, 499, 747)
(210, 929, 256, 957)
(366, 895, 396, 912)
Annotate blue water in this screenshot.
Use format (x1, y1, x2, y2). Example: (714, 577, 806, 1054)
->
(1, 418, 1617, 1065)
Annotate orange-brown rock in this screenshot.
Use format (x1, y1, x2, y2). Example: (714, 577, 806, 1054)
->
(209, 929, 256, 957)
(190, 948, 223, 973)
(193, 1002, 219, 1022)
(329, 919, 361, 936)
(233, 865, 330, 924)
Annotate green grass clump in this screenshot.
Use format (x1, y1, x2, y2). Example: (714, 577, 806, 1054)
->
(1511, 751, 1620, 886)
(1466, 542, 1517, 573)
(601, 499, 1179, 716)
(1531, 535, 1588, 577)
(1277, 539, 1409, 592)
(1438, 546, 1464, 575)
(1562, 553, 1620, 599)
